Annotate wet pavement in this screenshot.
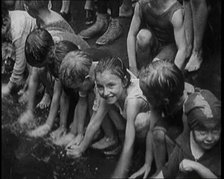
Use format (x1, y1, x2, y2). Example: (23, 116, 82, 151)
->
(2, 1, 221, 179)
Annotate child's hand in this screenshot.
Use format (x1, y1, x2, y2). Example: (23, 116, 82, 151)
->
(18, 110, 34, 125)
(179, 159, 197, 173)
(50, 126, 67, 141)
(129, 164, 151, 179)
(66, 133, 84, 149)
(66, 145, 83, 159)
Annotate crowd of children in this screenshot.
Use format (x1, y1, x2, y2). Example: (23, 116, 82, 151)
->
(2, 0, 221, 178)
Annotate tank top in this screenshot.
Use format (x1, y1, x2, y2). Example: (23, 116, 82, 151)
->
(115, 69, 150, 119)
(139, 0, 183, 45)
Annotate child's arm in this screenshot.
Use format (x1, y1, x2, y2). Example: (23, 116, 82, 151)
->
(66, 98, 109, 157)
(111, 98, 142, 178)
(45, 80, 62, 128)
(130, 110, 158, 179)
(66, 94, 88, 147)
(18, 67, 40, 123)
(172, 8, 187, 70)
(127, 2, 142, 76)
(70, 95, 88, 135)
(129, 130, 153, 179)
(59, 89, 70, 129)
(50, 88, 70, 140)
(179, 159, 218, 178)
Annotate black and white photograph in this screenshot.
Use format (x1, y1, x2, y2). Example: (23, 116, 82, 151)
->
(2, 0, 221, 178)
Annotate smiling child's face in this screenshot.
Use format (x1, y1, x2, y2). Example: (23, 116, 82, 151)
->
(193, 123, 221, 151)
(96, 70, 125, 104)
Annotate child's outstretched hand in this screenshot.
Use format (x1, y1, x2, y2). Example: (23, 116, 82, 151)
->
(50, 126, 67, 141)
(27, 123, 51, 138)
(66, 145, 83, 159)
(179, 159, 196, 173)
(66, 133, 84, 149)
(129, 164, 151, 179)
(18, 110, 34, 125)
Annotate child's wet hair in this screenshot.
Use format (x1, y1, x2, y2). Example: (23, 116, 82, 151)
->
(59, 50, 92, 88)
(95, 57, 131, 87)
(47, 41, 78, 78)
(25, 28, 54, 67)
(139, 60, 184, 105)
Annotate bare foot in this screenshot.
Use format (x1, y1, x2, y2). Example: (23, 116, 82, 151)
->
(18, 110, 34, 125)
(66, 133, 84, 149)
(53, 132, 75, 146)
(185, 51, 203, 72)
(27, 123, 51, 138)
(36, 93, 51, 109)
(91, 136, 118, 150)
(50, 126, 67, 141)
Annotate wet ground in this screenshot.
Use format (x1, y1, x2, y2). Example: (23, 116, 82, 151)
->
(2, 1, 221, 179)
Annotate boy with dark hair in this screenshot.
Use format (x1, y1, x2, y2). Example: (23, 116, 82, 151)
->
(136, 60, 195, 177)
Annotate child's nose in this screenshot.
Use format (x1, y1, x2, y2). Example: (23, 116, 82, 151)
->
(103, 88, 110, 96)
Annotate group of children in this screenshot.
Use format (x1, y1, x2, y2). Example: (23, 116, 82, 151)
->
(2, 0, 221, 179)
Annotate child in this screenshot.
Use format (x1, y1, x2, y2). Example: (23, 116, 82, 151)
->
(24, 34, 80, 138)
(17, 27, 88, 126)
(18, 0, 89, 122)
(79, 0, 123, 45)
(134, 60, 195, 177)
(127, 0, 187, 76)
(1, 5, 36, 97)
(55, 49, 119, 149)
(153, 89, 221, 178)
(23, 0, 88, 49)
(66, 57, 151, 179)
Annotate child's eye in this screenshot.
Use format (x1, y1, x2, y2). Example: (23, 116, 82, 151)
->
(108, 83, 115, 88)
(198, 131, 207, 135)
(212, 130, 221, 135)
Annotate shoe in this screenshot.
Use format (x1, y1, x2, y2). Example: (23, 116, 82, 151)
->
(96, 18, 123, 45)
(85, 10, 96, 25)
(60, 12, 72, 22)
(79, 13, 109, 39)
(91, 136, 118, 150)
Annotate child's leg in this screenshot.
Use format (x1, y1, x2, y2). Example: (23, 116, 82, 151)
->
(91, 114, 118, 150)
(134, 112, 151, 140)
(36, 70, 53, 109)
(60, 0, 70, 13)
(84, 0, 94, 10)
(185, 0, 208, 72)
(84, 0, 96, 25)
(183, 0, 193, 58)
(152, 127, 168, 173)
(136, 29, 154, 70)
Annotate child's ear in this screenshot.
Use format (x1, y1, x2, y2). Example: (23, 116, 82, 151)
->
(123, 76, 129, 87)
